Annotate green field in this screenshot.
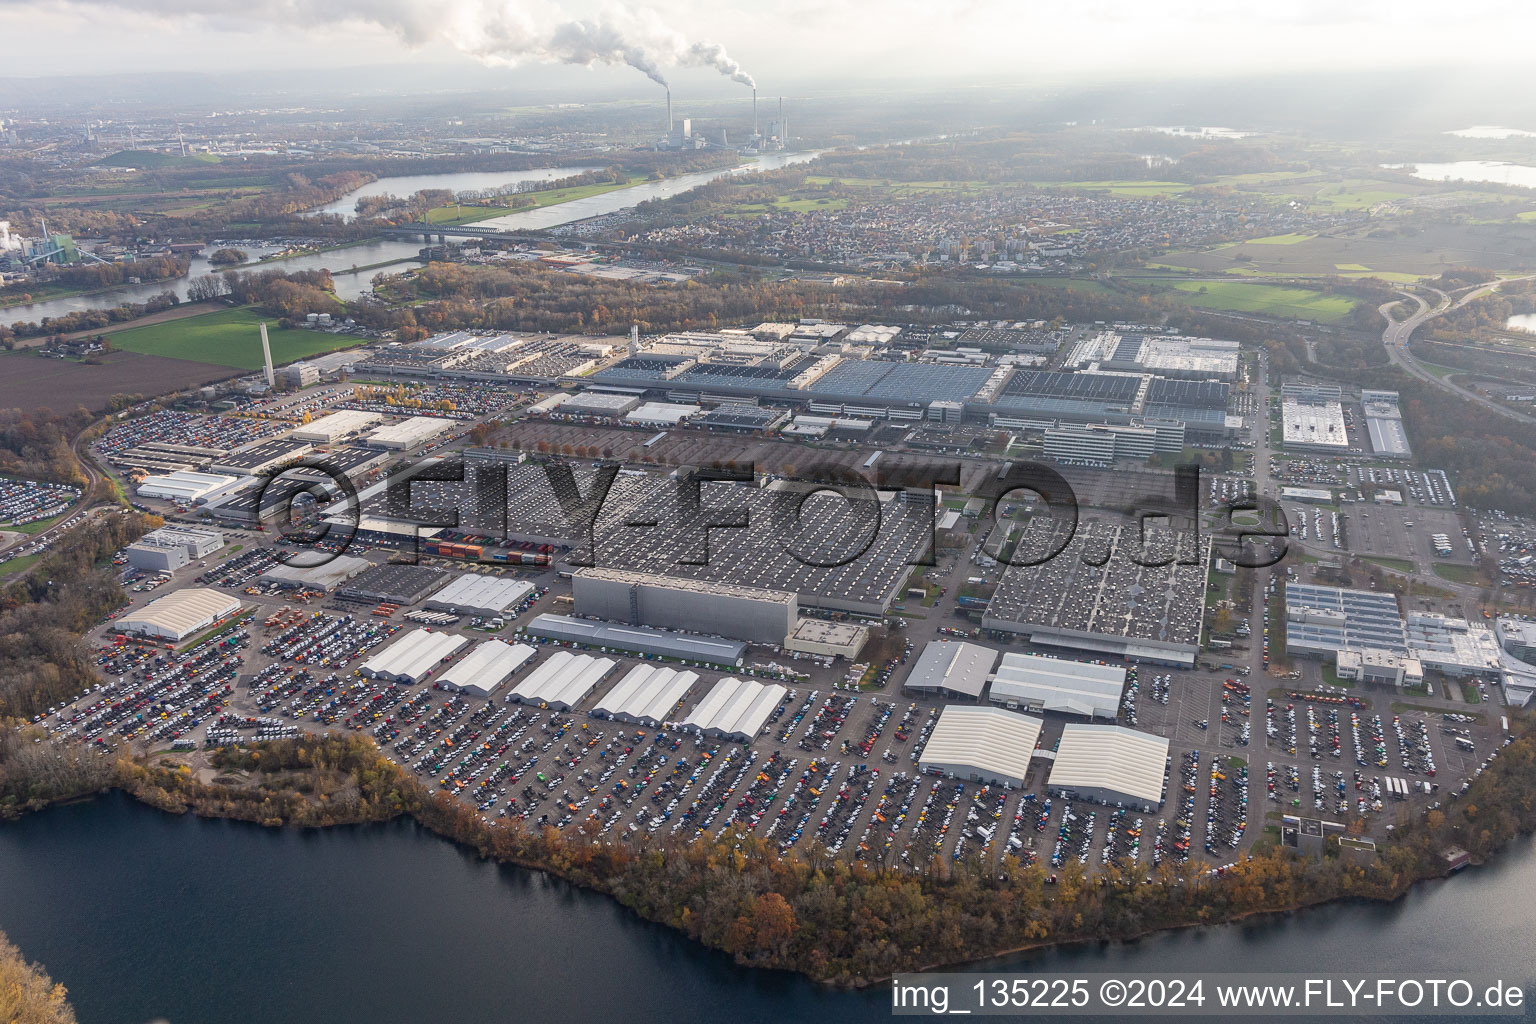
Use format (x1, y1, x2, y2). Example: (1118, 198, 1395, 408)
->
(1361, 555, 1417, 574)
(1247, 233, 1316, 245)
(1166, 281, 1358, 322)
(110, 307, 362, 369)
(0, 553, 41, 579)
(1432, 563, 1483, 585)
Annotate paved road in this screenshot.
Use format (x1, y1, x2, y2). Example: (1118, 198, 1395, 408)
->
(1378, 280, 1536, 424)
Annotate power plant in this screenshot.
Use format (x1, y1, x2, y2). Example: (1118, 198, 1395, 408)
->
(657, 91, 787, 153)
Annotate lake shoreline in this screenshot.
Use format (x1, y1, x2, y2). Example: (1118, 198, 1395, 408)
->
(5, 725, 1516, 991)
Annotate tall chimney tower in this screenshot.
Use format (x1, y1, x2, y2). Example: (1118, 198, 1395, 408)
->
(666, 87, 673, 134)
(752, 88, 758, 137)
(259, 321, 275, 388)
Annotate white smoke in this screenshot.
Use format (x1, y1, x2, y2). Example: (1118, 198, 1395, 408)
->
(683, 41, 756, 89)
(10, 1, 756, 89)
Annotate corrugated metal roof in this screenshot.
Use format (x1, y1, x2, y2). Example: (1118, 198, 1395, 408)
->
(120, 588, 241, 639)
(1048, 724, 1169, 807)
(682, 677, 787, 740)
(426, 575, 534, 615)
(917, 705, 1043, 783)
(990, 652, 1125, 718)
(437, 640, 536, 695)
(904, 640, 998, 697)
(591, 664, 698, 724)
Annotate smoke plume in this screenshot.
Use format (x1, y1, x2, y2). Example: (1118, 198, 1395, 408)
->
(683, 41, 757, 89)
(9, 1, 755, 90)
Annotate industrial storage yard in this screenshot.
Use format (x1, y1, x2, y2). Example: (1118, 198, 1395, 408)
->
(26, 321, 1524, 876)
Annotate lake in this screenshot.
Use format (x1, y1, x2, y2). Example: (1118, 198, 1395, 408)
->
(0, 793, 1532, 1024)
(1388, 160, 1536, 189)
(1446, 127, 1536, 139)
(306, 168, 602, 220)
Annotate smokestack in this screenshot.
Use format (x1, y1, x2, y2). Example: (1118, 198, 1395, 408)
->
(753, 88, 758, 137)
(666, 87, 673, 133)
(259, 322, 275, 388)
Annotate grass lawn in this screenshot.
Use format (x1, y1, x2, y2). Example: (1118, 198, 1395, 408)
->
(110, 306, 362, 370)
(1361, 555, 1417, 574)
(1166, 281, 1358, 323)
(0, 553, 41, 579)
(1031, 179, 1192, 198)
(7, 511, 68, 535)
(1247, 233, 1316, 245)
(1431, 563, 1483, 585)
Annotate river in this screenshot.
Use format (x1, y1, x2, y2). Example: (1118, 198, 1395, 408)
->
(305, 168, 602, 220)
(469, 151, 820, 232)
(4, 153, 821, 328)
(0, 794, 1531, 1024)
(2, 239, 427, 325)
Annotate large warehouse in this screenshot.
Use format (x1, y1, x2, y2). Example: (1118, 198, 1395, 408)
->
(902, 640, 999, 701)
(365, 416, 455, 450)
(435, 640, 536, 697)
(506, 651, 616, 709)
(524, 613, 746, 667)
(338, 564, 451, 605)
(589, 664, 699, 726)
(358, 628, 468, 685)
(1047, 724, 1169, 811)
(290, 409, 384, 443)
(136, 470, 240, 503)
(259, 554, 372, 592)
(572, 568, 797, 646)
(989, 652, 1126, 719)
(119, 588, 242, 641)
(425, 575, 535, 618)
(681, 677, 788, 742)
(916, 705, 1045, 788)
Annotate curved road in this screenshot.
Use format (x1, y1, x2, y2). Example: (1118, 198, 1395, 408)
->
(1378, 279, 1536, 424)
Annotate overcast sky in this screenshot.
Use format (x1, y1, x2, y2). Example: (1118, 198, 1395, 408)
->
(0, 0, 1525, 86)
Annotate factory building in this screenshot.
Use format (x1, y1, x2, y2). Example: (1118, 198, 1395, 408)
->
(590, 664, 699, 726)
(681, 677, 789, 742)
(524, 612, 746, 667)
(917, 705, 1044, 788)
(902, 640, 999, 701)
(290, 409, 383, 444)
(435, 640, 536, 697)
(139, 524, 225, 559)
(365, 416, 456, 450)
(359, 628, 469, 685)
(338, 564, 451, 606)
(558, 392, 640, 418)
(782, 618, 869, 660)
(119, 588, 242, 642)
(505, 651, 616, 709)
(1046, 724, 1169, 812)
(572, 568, 797, 646)
(208, 439, 315, 477)
(125, 541, 189, 573)
(1281, 397, 1349, 452)
(989, 652, 1127, 719)
(1362, 389, 1412, 460)
(1042, 420, 1183, 464)
(425, 575, 535, 618)
(258, 554, 372, 592)
(281, 363, 320, 388)
(136, 470, 240, 503)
